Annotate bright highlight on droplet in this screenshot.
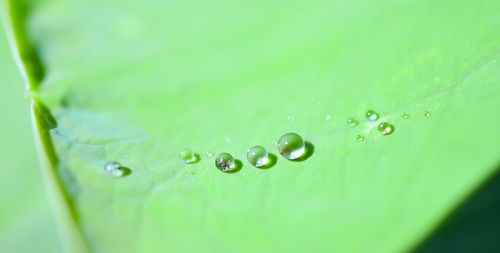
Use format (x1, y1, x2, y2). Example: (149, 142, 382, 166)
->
(356, 135, 365, 142)
(247, 146, 269, 168)
(347, 118, 358, 127)
(324, 114, 332, 121)
(179, 148, 198, 164)
(377, 122, 395, 135)
(365, 110, 379, 121)
(277, 132, 305, 160)
(215, 152, 235, 172)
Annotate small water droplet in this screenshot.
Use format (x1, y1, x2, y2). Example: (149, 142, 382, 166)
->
(356, 135, 365, 142)
(365, 110, 379, 121)
(324, 114, 332, 121)
(215, 152, 235, 172)
(424, 111, 431, 117)
(402, 113, 409, 119)
(179, 148, 198, 164)
(377, 122, 395, 135)
(104, 161, 125, 177)
(247, 146, 269, 168)
(206, 152, 213, 158)
(347, 118, 358, 127)
(277, 132, 305, 160)
(272, 140, 278, 146)
(104, 161, 120, 172)
(110, 168, 125, 177)
(287, 115, 296, 122)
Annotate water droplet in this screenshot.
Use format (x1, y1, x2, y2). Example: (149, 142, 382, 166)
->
(206, 152, 213, 158)
(110, 168, 125, 177)
(272, 140, 278, 146)
(347, 118, 358, 127)
(424, 111, 431, 117)
(402, 113, 409, 119)
(247, 146, 269, 168)
(179, 148, 198, 164)
(104, 161, 125, 177)
(365, 110, 379, 121)
(324, 114, 332, 121)
(287, 115, 296, 122)
(215, 152, 235, 172)
(277, 132, 305, 160)
(356, 135, 365, 142)
(377, 122, 395, 135)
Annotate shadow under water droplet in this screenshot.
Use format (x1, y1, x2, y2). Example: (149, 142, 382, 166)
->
(259, 153, 278, 169)
(120, 166, 132, 177)
(291, 142, 314, 162)
(226, 159, 243, 174)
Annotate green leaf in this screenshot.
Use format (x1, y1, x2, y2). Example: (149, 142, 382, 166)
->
(3, 0, 500, 252)
(0, 23, 62, 253)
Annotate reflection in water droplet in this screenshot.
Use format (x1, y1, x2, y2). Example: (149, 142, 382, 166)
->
(424, 111, 431, 117)
(347, 118, 358, 127)
(215, 153, 235, 172)
(356, 135, 365, 142)
(324, 114, 332, 121)
(277, 132, 305, 160)
(247, 146, 269, 168)
(365, 110, 379, 121)
(402, 113, 409, 119)
(377, 122, 395, 135)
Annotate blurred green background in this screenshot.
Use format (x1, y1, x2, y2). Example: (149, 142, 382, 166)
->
(0, 24, 62, 253)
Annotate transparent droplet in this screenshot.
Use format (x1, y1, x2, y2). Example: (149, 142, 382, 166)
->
(104, 161, 121, 172)
(356, 135, 365, 142)
(110, 168, 125, 177)
(247, 146, 269, 168)
(424, 111, 431, 117)
(215, 152, 235, 172)
(287, 115, 295, 122)
(272, 140, 278, 146)
(277, 132, 305, 160)
(365, 110, 379, 121)
(206, 151, 213, 158)
(179, 148, 198, 164)
(324, 114, 332, 121)
(347, 118, 358, 127)
(377, 122, 395, 135)
(402, 113, 409, 119)
(104, 161, 125, 177)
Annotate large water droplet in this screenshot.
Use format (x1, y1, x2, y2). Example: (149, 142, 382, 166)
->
(424, 111, 431, 117)
(347, 118, 358, 127)
(179, 148, 199, 164)
(356, 135, 365, 142)
(247, 146, 269, 168)
(215, 152, 235, 172)
(277, 132, 305, 160)
(377, 122, 395, 135)
(365, 110, 379, 121)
